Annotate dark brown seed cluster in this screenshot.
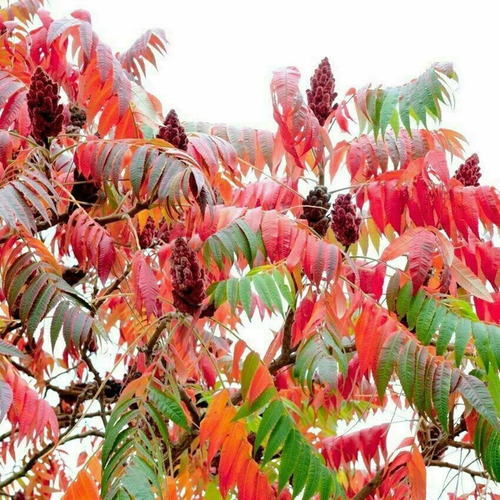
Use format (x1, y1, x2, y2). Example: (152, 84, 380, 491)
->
(331, 194, 362, 248)
(301, 185, 331, 237)
(170, 237, 206, 315)
(156, 109, 188, 151)
(306, 57, 338, 126)
(27, 67, 64, 146)
(453, 153, 481, 187)
(103, 379, 123, 399)
(137, 216, 157, 249)
(66, 103, 86, 133)
(71, 170, 99, 209)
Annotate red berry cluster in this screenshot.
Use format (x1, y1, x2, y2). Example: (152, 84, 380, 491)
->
(331, 194, 362, 248)
(306, 57, 338, 126)
(170, 237, 206, 315)
(156, 109, 188, 151)
(27, 67, 64, 146)
(453, 153, 481, 187)
(137, 216, 157, 249)
(301, 185, 331, 237)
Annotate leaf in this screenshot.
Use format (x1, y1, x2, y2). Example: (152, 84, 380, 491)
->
(131, 252, 158, 318)
(408, 230, 435, 292)
(353, 64, 457, 138)
(454, 318, 471, 366)
(149, 386, 188, 430)
(396, 281, 413, 318)
(376, 333, 403, 399)
(432, 362, 452, 430)
(458, 374, 500, 430)
(278, 429, 302, 491)
(117, 29, 167, 83)
(0, 340, 26, 358)
(435, 312, 458, 356)
(66, 208, 116, 284)
(75, 140, 214, 218)
(451, 257, 493, 302)
(254, 400, 284, 452)
(0, 380, 13, 422)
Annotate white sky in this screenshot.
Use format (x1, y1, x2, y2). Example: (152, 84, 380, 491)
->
(46, 0, 500, 186)
(32, 1, 500, 498)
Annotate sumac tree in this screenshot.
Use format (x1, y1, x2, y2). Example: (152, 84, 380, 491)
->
(0, 2, 499, 499)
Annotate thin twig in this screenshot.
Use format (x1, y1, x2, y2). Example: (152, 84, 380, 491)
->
(426, 459, 489, 479)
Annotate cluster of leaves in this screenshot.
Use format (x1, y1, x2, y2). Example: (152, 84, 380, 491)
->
(0, 1, 499, 499)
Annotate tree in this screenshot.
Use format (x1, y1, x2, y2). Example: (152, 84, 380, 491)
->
(0, 1, 499, 499)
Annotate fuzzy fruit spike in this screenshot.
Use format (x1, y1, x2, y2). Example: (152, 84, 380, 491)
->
(170, 237, 206, 315)
(302, 185, 331, 223)
(306, 57, 338, 126)
(331, 193, 362, 248)
(27, 67, 64, 146)
(137, 216, 157, 249)
(453, 153, 482, 187)
(156, 109, 189, 151)
(302, 185, 331, 237)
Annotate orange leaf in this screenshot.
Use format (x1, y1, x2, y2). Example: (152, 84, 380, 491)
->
(62, 469, 100, 500)
(248, 363, 274, 406)
(408, 445, 426, 500)
(219, 420, 252, 497)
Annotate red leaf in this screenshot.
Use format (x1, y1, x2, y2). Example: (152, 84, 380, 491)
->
(131, 251, 159, 318)
(409, 230, 436, 291)
(425, 150, 449, 187)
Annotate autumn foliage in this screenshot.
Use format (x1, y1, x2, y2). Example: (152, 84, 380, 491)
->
(1, 1, 500, 499)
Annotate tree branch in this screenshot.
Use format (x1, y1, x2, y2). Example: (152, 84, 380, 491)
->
(351, 467, 385, 500)
(426, 459, 489, 479)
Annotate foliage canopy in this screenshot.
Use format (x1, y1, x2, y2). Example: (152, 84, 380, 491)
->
(0, 1, 499, 499)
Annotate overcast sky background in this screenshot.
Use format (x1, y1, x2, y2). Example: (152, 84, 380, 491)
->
(40, 1, 500, 498)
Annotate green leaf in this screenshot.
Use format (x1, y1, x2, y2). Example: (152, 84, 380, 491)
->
(455, 319, 472, 366)
(303, 455, 322, 500)
(238, 277, 252, 317)
(432, 362, 451, 430)
(376, 333, 402, 399)
(487, 325, 500, 369)
(413, 346, 429, 414)
(415, 299, 437, 345)
(318, 466, 335, 500)
(292, 444, 311, 497)
(407, 290, 426, 330)
(278, 429, 302, 491)
(225, 278, 239, 313)
(103, 409, 139, 465)
(253, 274, 277, 314)
(458, 374, 500, 431)
(396, 281, 413, 318)
(213, 281, 227, 308)
(241, 352, 260, 400)
(436, 313, 458, 356)
(262, 415, 292, 464)
(149, 387, 189, 430)
(397, 341, 417, 403)
(272, 268, 294, 309)
(254, 399, 284, 453)
(379, 89, 399, 138)
(121, 461, 156, 500)
(472, 322, 490, 371)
